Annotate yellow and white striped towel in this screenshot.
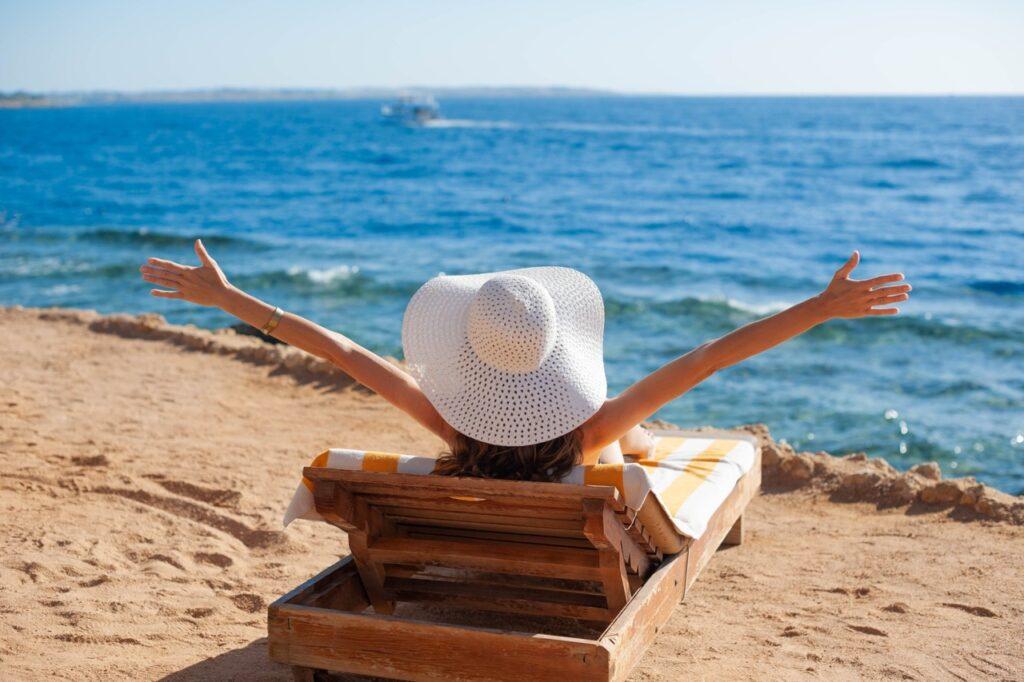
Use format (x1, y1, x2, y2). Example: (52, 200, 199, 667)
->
(283, 430, 756, 542)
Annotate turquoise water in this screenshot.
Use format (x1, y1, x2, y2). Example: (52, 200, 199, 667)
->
(1, 97, 1022, 493)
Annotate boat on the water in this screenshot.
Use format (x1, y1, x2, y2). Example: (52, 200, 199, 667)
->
(380, 95, 440, 125)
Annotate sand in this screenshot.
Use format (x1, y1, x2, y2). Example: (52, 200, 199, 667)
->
(1, 306, 1022, 681)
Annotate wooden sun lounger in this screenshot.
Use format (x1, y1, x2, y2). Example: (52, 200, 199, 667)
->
(269, 435, 761, 681)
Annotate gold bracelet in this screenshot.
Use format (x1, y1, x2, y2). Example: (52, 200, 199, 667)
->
(260, 306, 284, 335)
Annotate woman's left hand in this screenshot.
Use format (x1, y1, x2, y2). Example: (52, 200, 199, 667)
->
(139, 239, 233, 307)
(816, 251, 911, 319)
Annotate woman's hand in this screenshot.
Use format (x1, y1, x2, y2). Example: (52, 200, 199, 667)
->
(815, 251, 911, 319)
(139, 239, 232, 307)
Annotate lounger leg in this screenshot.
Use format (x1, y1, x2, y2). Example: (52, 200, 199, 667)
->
(349, 533, 395, 615)
(291, 665, 317, 681)
(582, 499, 632, 616)
(597, 550, 632, 613)
(721, 514, 743, 546)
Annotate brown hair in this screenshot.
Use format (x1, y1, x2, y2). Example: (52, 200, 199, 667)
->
(434, 429, 582, 482)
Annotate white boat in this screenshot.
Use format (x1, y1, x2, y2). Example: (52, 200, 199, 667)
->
(381, 95, 440, 125)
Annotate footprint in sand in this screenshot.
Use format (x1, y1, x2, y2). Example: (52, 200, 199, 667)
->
(71, 454, 110, 467)
(143, 475, 242, 508)
(78, 575, 110, 588)
(54, 633, 142, 645)
(194, 552, 234, 568)
(94, 485, 284, 549)
(942, 602, 999, 618)
(229, 593, 265, 613)
(882, 602, 910, 614)
(847, 624, 888, 637)
(185, 607, 216, 619)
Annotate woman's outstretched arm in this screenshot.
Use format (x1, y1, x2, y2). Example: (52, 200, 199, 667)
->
(140, 240, 456, 443)
(580, 251, 910, 460)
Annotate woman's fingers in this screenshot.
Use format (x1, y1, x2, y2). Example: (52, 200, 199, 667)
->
(150, 289, 183, 299)
(870, 293, 909, 305)
(194, 239, 216, 267)
(870, 283, 912, 295)
(140, 265, 181, 280)
(146, 257, 189, 272)
(862, 273, 905, 288)
(866, 306, 899, 315)
(142, 273, 180, 289)
(834, 250, 860, 280)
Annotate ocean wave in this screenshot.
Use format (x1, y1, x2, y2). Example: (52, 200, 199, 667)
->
(233, 266, 414, 298)
(686, 190, 748, 201)
(605, 294, 789, 322)
(860, 179, 901, 190)
(604, 293, 1022, 346)
(876, 157, 947, 170)
(423, 119, 517, 130)
(812, 314, 1024, 346)
(963, 189, 1011, 204)
(289, 264, 359, 284)
(0, 258, 137, 280)
(75, 228, 266, 249)
(968, 279, 1024, 296)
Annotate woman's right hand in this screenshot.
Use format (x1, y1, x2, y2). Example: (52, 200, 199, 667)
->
(139, 239, 232, 307)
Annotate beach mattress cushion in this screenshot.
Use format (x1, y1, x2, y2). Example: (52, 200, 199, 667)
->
(283, 430, 756, 544)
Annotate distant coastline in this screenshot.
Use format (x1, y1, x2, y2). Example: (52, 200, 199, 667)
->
(0, 92, 60, 109)
(2, 87, 1021, 109)
(0, 86, 618, 108)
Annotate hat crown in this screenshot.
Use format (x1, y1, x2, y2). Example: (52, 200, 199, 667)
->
(466, 274, 557, 373)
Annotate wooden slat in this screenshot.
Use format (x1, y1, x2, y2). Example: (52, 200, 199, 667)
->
(303, 569, 370, 612)
(385, 576, 613, 622)
(400, 525, 593, 548)
(305, 469, 624, 510)
(379, 506, 584, 532)
(383, 564, 604, 596)
(387, 517, 583, 539)
(368, 536, 602, 581)
(269, 603, 611, 681)
(362, 494, 585, 519)
(270, 555, 364, 609)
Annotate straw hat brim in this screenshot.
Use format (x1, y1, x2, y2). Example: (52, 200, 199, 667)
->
(402, 266, 607, 446)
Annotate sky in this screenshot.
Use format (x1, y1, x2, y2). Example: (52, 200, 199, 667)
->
(1, 0, 1023, 95)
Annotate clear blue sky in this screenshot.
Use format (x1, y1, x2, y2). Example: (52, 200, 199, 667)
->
(2, 0, 1022, 94)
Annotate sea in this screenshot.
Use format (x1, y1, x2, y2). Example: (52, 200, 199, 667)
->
(2, 96, 1022, 494)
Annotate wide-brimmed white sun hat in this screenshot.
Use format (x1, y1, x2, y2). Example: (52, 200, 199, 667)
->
(402, 267, 607, 446)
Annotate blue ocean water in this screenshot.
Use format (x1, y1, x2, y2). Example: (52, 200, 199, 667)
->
(2, 97, 1022, 493)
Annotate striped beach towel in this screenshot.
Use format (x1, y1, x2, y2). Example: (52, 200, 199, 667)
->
(283, 430, 756, 542)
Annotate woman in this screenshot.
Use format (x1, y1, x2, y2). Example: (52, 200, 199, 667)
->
(140, 241, 909, 481)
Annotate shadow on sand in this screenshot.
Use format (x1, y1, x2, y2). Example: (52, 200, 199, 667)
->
(159, 638, 384, 681)
(159, 639, 288, 681)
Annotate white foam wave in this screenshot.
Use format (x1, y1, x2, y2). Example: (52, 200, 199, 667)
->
(288, 264, 359, 284)
(716, 296, 792, 315)
(422, 119, 517, 130)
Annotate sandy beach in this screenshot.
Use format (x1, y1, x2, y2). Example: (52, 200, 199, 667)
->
(1, 305, 1022, 681)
